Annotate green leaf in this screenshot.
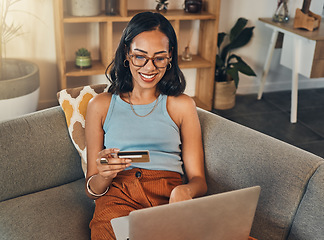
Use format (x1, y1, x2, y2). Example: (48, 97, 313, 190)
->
(216, 54, 224, 69)
(229, 18, 247, 42)
(220, 27, 254, 61)
(228, 27, 254, 51)
(76, 48, 91, 56)
(220, 44, 231, 63)
(217, 32, 226, 49)
(233, 77, 239, 89)
(227, 68, 239, 88)
(227, 67, 239, 82)
(231, 54, 256, 76)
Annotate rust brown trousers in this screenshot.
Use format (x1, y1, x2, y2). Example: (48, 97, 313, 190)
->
(89, 168, 183, 240)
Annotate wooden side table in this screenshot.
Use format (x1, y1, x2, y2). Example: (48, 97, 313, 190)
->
(258, 17, 324, 123)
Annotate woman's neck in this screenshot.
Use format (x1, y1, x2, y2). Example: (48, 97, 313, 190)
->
(121, 89, 159, 105)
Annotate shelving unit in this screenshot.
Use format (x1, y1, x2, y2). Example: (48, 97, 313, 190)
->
(53, 0, 220, 110)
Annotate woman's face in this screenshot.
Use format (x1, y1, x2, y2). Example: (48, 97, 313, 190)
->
(127, 30, 171, 91)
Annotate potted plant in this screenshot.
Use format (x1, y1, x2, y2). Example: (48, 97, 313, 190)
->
(214, 17, 256, 110)
(0, 0, 40, 121)
(75, 48, 92, 69)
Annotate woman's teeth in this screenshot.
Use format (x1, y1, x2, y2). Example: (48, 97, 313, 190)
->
(140, 73, 155, 79)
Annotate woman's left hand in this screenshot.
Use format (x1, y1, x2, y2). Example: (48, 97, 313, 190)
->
(169, 185, 193, 203)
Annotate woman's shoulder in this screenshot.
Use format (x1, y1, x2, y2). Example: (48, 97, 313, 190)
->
(87, 92, 113, 119)
(167, 93, 196, 110)
(166, 94, 198, 127)
(89, 92, 112, 107)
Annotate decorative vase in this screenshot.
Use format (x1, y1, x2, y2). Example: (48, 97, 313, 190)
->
(184, 0, 203, 13)
(105, 0, 119, 15)
(75, 56, 91, 69)
(182, 46, 192, 61)
(0, 59, 40, 121)
(273, 0, 289, 23)
(213, 80, 236, 110)
(68, 0, 101, 17)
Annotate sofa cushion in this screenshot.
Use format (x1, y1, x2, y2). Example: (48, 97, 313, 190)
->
(0, 106, 84, 202)
(57, 84, 109, 174)
(0, 179, 95, 240)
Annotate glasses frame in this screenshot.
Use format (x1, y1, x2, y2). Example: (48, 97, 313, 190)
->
(128, 54, 171, 69)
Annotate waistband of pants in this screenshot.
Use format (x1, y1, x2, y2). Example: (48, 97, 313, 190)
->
(115, 168, 182, 181)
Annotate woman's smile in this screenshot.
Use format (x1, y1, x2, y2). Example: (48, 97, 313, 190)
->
(139, 72, 158, 82)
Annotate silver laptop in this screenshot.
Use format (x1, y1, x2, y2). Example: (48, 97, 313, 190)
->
(111, 186, 260, 240)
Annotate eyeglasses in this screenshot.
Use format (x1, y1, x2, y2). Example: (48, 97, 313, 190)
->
(128, 54, 171, 68)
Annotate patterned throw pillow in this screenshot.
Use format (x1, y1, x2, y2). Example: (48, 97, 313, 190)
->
(57, 84, 109, 175)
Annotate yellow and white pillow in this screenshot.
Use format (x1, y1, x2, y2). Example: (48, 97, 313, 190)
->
(57, 84, 109, 174)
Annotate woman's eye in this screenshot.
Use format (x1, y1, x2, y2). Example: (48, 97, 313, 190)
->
(155, 57, 166, 62)
(135, 55, 146, 60)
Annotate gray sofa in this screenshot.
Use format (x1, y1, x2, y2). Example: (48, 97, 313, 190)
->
(1, 106, 323, 240)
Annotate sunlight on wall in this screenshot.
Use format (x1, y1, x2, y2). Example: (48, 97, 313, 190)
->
(4, 0, 57, 109)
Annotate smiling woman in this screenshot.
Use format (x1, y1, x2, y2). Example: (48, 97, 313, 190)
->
(85, 12, 207, 239)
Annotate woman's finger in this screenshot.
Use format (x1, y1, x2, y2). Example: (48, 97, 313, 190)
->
(98, 148, 120, 158)
(96, 157, 131, 173)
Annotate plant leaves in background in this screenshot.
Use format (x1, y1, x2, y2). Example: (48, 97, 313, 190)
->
(226, 67, 239, 88)
(230, 54, 256, 76)
(217, 32, 226, 49)
(229, 17, 247, 42)
(228, 27, 255, 51)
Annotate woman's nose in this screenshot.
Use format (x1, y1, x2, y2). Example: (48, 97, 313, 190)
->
(143, 58, 156, 70)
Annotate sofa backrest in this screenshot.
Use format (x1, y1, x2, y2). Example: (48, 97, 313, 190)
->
(197, 108, 324, 240)
(0, 106, 84, 202)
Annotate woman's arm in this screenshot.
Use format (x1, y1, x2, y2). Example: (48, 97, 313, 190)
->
(85, 93, 131, 199)
(167, 95, 207, 203)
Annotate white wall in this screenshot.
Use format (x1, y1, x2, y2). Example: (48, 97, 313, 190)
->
(4, 0, 324, 109)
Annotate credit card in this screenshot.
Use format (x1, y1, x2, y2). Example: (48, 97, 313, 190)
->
(117, 150, 150, 163)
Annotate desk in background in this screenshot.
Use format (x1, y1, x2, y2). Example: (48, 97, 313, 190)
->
(258, 17, 324, 123)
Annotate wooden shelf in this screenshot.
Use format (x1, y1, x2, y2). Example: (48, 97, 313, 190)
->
(63, 9, 216, 23)
(179, 55, 212, 69)
(66, 60, 106, 77)
(128, 10, 216, 21)
(54, 0, 220, 110)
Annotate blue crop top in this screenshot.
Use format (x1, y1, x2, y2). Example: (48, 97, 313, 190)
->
(103, 94, 183, 174)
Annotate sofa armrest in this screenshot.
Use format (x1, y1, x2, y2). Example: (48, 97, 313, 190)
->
(287, 163, 324, 240)
(0, 106, 84, 202)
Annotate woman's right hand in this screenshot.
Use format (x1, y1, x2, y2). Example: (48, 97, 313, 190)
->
(96, 148, 132, 180)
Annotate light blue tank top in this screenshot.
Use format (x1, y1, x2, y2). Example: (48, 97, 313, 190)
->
(103, 94, 183, 174)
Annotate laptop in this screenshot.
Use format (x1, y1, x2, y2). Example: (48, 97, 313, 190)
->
(111, 186, 260, 240)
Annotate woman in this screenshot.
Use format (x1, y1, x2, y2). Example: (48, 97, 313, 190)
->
(85, 11, 207, 239)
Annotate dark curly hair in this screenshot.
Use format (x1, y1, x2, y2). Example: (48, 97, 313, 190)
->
(105, 11, 186, 96)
